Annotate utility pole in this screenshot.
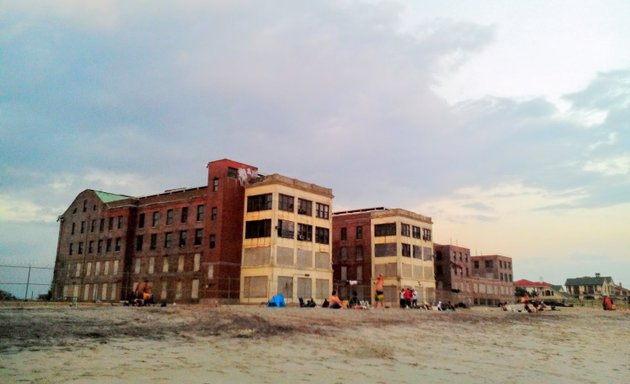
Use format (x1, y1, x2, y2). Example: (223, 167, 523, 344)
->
(24, 264, 32, 301)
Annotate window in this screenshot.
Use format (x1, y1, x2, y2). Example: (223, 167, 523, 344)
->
(279, 194, 294, 212)
(80, 221, 85, 234)
(136, 235, 143, 251)
(245, 219, 272, 238)
(194, 229, 203, 246)
(138, 213, 145, 228)
(356, 265, 363, 281)
(69, 243, 73, 255)
(316, 203, 329, 219)
(356, 226, 363, 239)
(164, 232, 173, 248)
(71, 222, 75, 235)
(83, 200, 87, 212)
(88, 241, 94, 253)
(99, 219, 105, 232)
(298, 199, 312, 215)
(108, 217, 114, 230)
(209, 234, 216, 248)
(374, 223, 396, 236)
(152, 211, 160, 227)
(106, 239, 112, 252)
(166, 209, 174, 225)
(485, 260, 493, 268)
(179, 231, 187, 247)
(277, 220, 294, 239)
(78, 242, 84, 254)
(212, 177, 219, 192)
(211, 207, 218, 220)
(247, 194, 272, 212)
(297, 223, 313, 241)
(422, 228, 432, 241)
(315, 227, 329, 244)
(91, 220, 97, 232)
(97, 240, 103, 253)
(402, 243, 411, 257)
(413, 245, 422, 259)
(181, 207, 188, 223)
(474, 260, 479, 269)
(340, 247, 348, 261)
(340, 227, 347, 241)
(150, 234, 157, 250)
(117, 216, 123, 229)
(412, 226, 421, 239)
(375, 243, 397, 257)
(401, 223, 411, 237)
(196, 205, 205, 221)
(115, 238, 121, 252)
(228, 167, 238, 178)
(356, 246, 363, 260)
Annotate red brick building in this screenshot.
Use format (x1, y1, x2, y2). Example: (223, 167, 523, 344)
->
(52, 159, 259, 303)
(434, 244, 515, 306)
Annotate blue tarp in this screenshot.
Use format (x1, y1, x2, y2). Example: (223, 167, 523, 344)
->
(267, 294, 286, 307)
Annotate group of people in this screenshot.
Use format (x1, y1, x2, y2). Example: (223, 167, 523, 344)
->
(126, 280, 156, 306)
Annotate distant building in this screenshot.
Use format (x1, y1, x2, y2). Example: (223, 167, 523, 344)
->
(332, 207, 435, 307)
(240, 173, 334, 304)
(565, 273, 616, 299)
(51, 159, 334, 304)
(434, 245, 515, 306)
(514, 279, 569, 301)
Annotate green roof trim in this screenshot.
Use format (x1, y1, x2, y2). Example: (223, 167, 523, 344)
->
(95, 191, 133, 203)
(565, 276, 613, 286)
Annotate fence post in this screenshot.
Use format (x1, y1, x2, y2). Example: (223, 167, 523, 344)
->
(24, 265, 32, 301)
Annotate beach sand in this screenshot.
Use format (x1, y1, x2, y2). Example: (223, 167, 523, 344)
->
(1, 304, 628, 383)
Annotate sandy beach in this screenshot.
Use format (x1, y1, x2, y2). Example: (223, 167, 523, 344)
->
(1, 303, 628, 383)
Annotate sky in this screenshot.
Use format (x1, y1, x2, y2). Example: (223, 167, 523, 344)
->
(2, 0, 630, 296)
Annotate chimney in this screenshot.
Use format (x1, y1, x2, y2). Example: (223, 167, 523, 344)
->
(595, 273, 601, 278)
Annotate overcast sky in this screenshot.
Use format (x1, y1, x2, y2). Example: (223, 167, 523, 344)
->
(2, 0, 630, 294)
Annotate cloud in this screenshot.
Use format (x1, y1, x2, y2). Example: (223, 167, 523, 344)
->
(0, 194, 62, 223)
(583, 155, 630, 177)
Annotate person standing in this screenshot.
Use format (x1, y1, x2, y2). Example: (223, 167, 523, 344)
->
(374, 273, 384, 308)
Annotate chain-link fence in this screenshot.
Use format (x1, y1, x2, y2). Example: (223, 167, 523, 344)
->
(0, 264, 54, 300)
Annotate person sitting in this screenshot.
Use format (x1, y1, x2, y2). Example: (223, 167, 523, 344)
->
(306, 298, 317, 308)
(328, 290, 344, 309)
(348, 291, 361, 309)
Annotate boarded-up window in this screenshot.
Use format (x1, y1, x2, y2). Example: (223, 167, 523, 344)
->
(375, 243, 397, 257)
(86, 262, 92, 276)
(83, 284, 90, 301)
(178, 255, 184, 272)
(110, 283, 117, 301)
(176, 281, 182, 299)
(375, 263, 397, 278)
(113, 260, 119, 275)
(163, 258, 169, 273)
(95, 262, 101, 276)
(278, 276, 292, 298)
(148, 257, 155, 274)
(423, 247, 433, 261)
(191, 279, 199, 299)
(297, 277, 312, 299)
(104, 261, 110, 275)
(315, 252, 330, 269)
(73, 285, 79, 298)
(194, 253, 200, 272)
(402, 263, 412, 278)
(161, 281, 168, 300)
(76, 263, 81, 277)
(297, 249, 312, 268)
(101, 283, 108, 301)
(243, 276, 268, 298)
(315, 279, 329, 300)
(134, 259, 141, 274)
(243, 247, 271, 266)
(277, 246, 294, 265)
(413, 245, 422, 259)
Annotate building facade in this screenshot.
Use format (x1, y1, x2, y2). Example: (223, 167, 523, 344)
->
(332, 207, 435, 307)
(433, 245, 515, 306)
(239, 174, 334, 304)
(52, 158, 335, 304)
(565, 273, 616, 300)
